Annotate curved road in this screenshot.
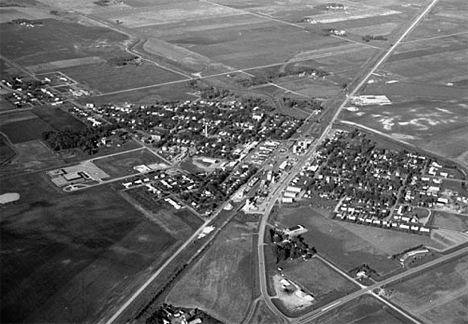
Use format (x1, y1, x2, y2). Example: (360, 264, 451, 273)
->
(255, 0, 443, 321)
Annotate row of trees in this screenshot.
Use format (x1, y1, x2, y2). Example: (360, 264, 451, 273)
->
(42, 124, 118, 154)
(269, 229, 316, 263)
(235, 67, 330, 88)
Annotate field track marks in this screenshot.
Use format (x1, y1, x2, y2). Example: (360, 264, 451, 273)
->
(79, 15, 193, 80)
(401, 31, 468, 44)
(199, 0, 307, 30)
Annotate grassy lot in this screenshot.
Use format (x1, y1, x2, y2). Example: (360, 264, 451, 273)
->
(0, 133, 15, 164)
(386, 255, 468, 324)
(433, 211, 468, 232)
(272, 206, 442, 277)
(0, 95, 16, 112)
(0, 140, 63, 177)
(283, 258, 358, 302)
(173, 208, 204, 231)
(79, 81, 196, 106)
(1, 116, 54, 143)
(0, 186, 177, 324)
(58, 139, 141, 164)
(0, 57, 22, 80)
(0, 171, 63, 205)
(247, 300, 283, 324)
(336, 221, 444, 254)
(305, 295, 413, 324)
(341, 98, 468, 168)
(92, 148, 163, 177)
(124, 187, 198, 240)
(165, 222, 255, 324)
(179, 158, 205, 173)
(32, 106, 86, 131)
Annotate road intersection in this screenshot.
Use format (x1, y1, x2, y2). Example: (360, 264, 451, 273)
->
(101, 0, 461, 323)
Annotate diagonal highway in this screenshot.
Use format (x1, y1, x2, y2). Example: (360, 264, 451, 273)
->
(295, 246, 468, 324)
(255, 0, 444, 322)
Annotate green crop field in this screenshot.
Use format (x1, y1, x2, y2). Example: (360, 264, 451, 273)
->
(166, 222, 255, 324)
(0, 185, 177, 324)
(306, 295, 413, 324)
(386, 255, 468, 324)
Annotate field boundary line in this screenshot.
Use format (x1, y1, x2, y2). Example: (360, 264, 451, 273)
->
(199, 0, 307, 30)
(373, 293, 423, 324)
(330, 35, 384, 50)
(401, 31, 468, 44)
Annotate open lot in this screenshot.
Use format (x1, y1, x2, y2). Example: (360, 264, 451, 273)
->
(305, 294, 413, 324)
(433, 211, 468, 232)
(0, 18, 127, 67)
(0, 133, 15, 164)
(273, 207, 443, 277)
(247, 300, 283, 324)
(283, 258, 358, 304)
(80, 81, 197, 106)
(166, 222, 255, 324)
(0, 140, 63, 177)
(0, 185, 177, 324)
(162, 22, 349, 71)
(0, 171, 63, 206)
(386, 254, 468, 324)
(58, 61, 187, 94)
(123, 187, 201, 241)
(92, 148, 163, 178)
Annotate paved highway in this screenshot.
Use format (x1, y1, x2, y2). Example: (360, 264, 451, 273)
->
(255, 0, 444, 321)
(296, 246, 468, 324)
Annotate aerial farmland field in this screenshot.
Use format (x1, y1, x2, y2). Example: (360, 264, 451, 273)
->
(0, 115, 54, 143)
(0, 185, 177, 324)
(282, 258, 358, 305)
(165, 222, 256, 324)
(0, 18, 128, 67)
(386, 255, 468, 324)
(0, 0, 467, 323)
(0, 140, 63, 177)
(305, 294, 413, 324)
(0, 133, 15, 164)
(32, 107, 86, 131)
